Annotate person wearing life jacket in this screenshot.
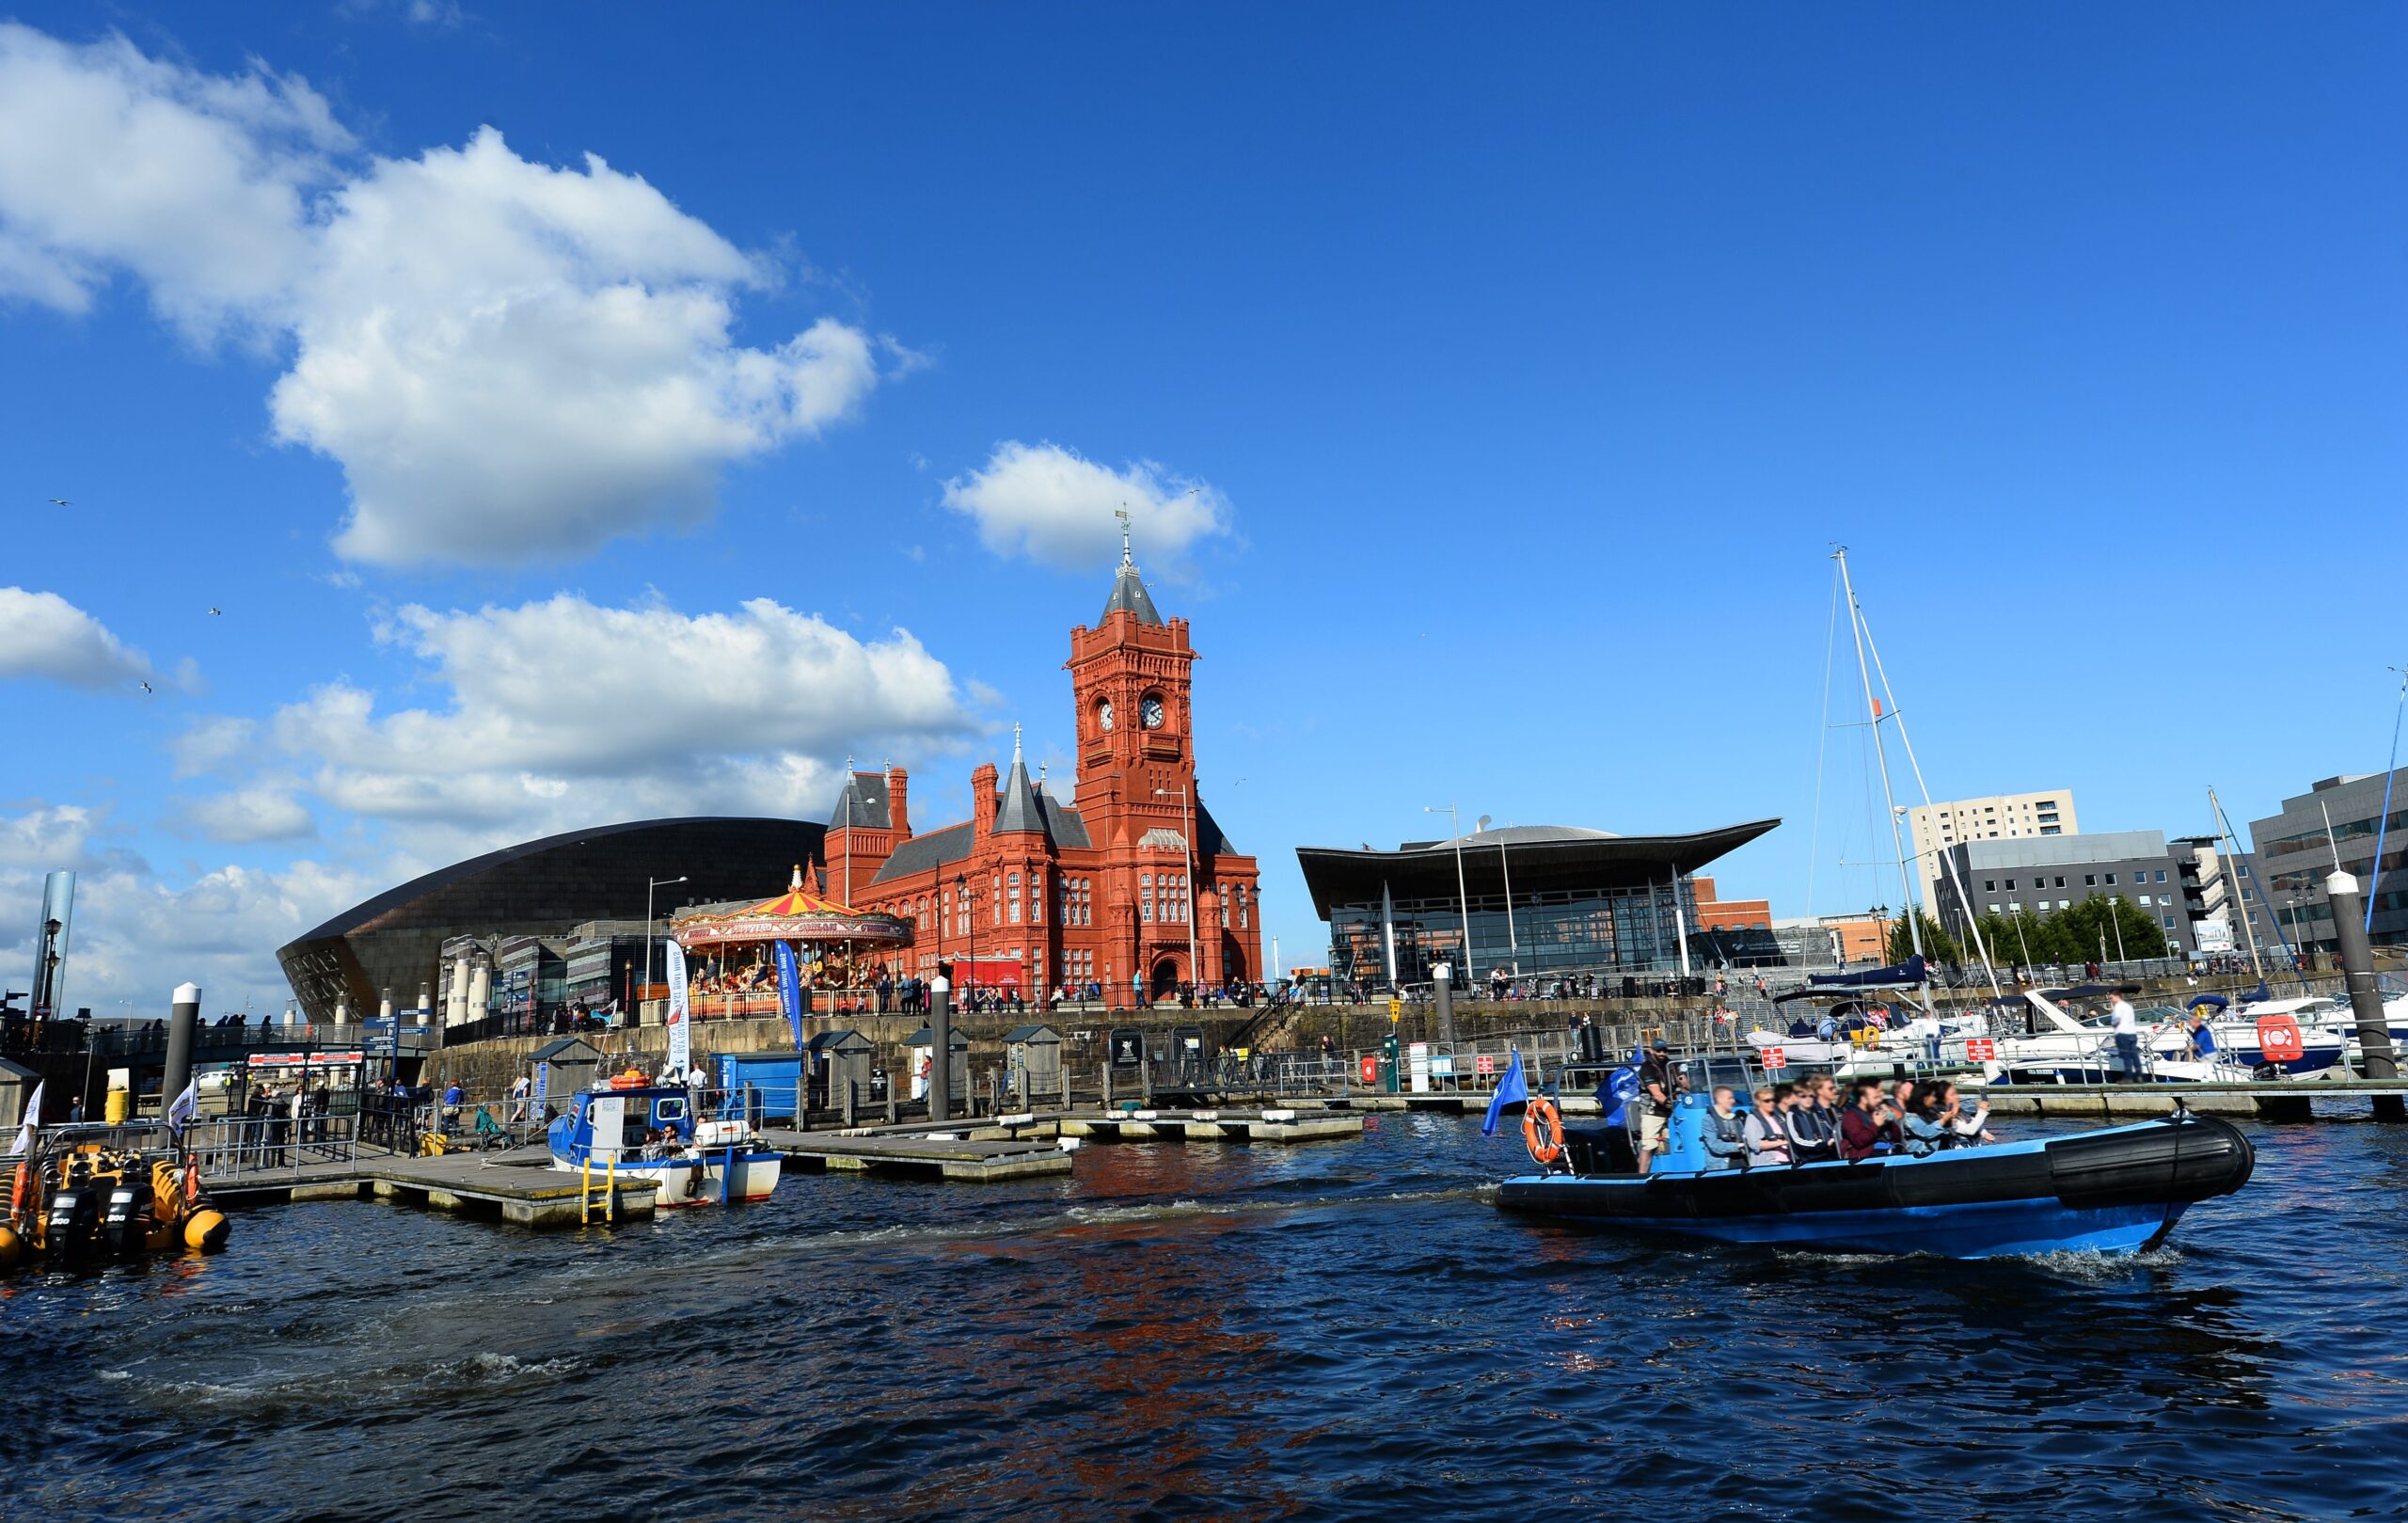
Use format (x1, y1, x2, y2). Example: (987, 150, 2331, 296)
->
(1742, 1086, 1792, 1166)
(1700, 1087, 1751, 1170)
(1783, 1076, 1840, 1163)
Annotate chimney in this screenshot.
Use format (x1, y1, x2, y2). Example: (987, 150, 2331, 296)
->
(888, 765, 911, 838)
(973, 763, 999, 839)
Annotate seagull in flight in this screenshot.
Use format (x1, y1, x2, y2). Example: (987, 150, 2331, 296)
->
(207, 607, 222, 616)
(48, 498, 70, 506)
(138, 681, 154, 694)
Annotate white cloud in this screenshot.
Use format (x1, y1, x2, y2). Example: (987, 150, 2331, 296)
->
(0, 586, 156, 690)
(0, 804, 103, 868)
(0, 23, 345, 342)
(169, 780, 317, 844)
(172, 593, 975, 857)
(0, 25, 890, 567)
(1, 857, 378, 1017)
(943, 440, 1229, 573)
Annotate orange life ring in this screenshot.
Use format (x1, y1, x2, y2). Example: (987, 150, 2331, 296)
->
(184, 1158, 201, 1206)
(1523, 1096, 1564, 1166)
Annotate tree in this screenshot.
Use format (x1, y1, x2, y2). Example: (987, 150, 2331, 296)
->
(1885, 912, 1961, 967)
(2053, 896, 2170, 963)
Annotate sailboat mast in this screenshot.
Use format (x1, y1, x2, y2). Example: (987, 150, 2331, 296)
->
(2208, 785, 2265, 984)
(1834, 548, 1924, 963)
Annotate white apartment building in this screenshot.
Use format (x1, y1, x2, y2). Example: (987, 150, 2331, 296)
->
(1906, 789, 2076, 909)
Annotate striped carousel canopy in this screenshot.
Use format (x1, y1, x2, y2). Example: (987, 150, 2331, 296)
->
(673, 864, 912, 948)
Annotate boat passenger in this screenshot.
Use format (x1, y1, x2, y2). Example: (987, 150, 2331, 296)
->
(1701, 1087, 1751, 1170)
(2108, 992, 2144, 1080)
(1782, 1079, 1840, 1163)
(1839, 1078, 1902, 1162)
(1742, 1087, 1792, 1166)
(1891, 1078, 1916, 1118)
(2183, 1011, 2219, 1064)
(1635, 1040, 1676, 1177)
(1900, 1081, 1952, 1156)
(1941, 1083, 1995, 1147)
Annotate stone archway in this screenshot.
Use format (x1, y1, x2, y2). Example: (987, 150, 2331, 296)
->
(1151, 956, 1182, 1000)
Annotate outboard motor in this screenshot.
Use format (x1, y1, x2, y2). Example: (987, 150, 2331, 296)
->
(46, 1186, 103, 1261)
(103, 1178, 152, 1253)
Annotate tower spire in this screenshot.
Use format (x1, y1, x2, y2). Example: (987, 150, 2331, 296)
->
(1117, 506, 1133, 566)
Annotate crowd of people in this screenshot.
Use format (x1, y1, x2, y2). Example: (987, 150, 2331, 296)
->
(1625, 1039, 1999, 1175)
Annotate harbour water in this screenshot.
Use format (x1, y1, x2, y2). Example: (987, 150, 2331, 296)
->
(7, 1116, 2406, 1521)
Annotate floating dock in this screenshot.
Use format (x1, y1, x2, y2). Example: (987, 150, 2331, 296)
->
(763, 1128, 1074, 1182)
(210, 1151, 660, 1227)
(1056, 1107, 1365, 1144)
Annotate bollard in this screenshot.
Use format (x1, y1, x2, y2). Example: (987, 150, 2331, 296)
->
(2326, 870, 2405, 1121)
(1434, 963, 1456, 1045)
(930, 975, 954, 1123)
(159, 982, 200, 1142)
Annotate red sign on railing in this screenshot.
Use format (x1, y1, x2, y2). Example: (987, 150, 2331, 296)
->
(1762, 1046, 1786, 1069)
(1476, 1055, 1495, 1077)
(1966, 1039, 1998, 1061)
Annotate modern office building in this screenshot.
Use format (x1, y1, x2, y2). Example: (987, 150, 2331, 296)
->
(1294, 818, 1780, 991)
(277, 817, 826, 1024)
(1928, 829, 2193, 957)
(2248, 769, 2408, 955)
(1905, 789, 2076, 910)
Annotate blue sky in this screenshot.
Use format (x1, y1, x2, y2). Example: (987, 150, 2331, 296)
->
(3, 4, 2402, 1014)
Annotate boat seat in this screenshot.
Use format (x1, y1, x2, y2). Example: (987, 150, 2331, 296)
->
(1562, 1124, 1637, 1177)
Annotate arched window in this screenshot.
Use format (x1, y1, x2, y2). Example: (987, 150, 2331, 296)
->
(1140, 872, 1153, 921)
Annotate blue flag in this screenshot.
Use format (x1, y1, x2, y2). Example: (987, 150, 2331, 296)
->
(1481, 1047, 1528, 1136)
(774, 940, 806, 1052)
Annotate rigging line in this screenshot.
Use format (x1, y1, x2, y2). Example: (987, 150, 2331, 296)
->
(2367, 666, 2406, 934)
(1805, 556, 1844, 921)
(1853, 574, 2004, 1001)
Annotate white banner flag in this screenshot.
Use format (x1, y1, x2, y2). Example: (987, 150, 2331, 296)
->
(665, 938, 691, 1077)
(8, 1080, 41, 1157)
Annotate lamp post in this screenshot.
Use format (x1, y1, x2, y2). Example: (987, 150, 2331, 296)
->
(642, 875, 689, 1022)
(1478, 815, 1520, 977)
(1424, 803, 1474, 987)
(1155, 785, 1200, 1002)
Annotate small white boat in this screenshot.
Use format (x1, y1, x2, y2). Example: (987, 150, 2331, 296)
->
(547, 1083, 784, 1206)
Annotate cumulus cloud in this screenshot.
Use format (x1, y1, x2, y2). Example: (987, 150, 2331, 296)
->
(172, 593, 975, 857)
(943, 440, 1229, 573)
(169, 780, 317, 844)
(0, 586, 156, 690)
(0, 24, 889, 567)
(0, 856, 379, 1016)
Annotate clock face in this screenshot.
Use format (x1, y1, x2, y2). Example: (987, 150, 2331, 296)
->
(1141, 695, 1166, 730)
(1097, 700, 1115, 732)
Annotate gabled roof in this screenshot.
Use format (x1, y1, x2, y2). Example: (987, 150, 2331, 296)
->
(867, 821, 976, 885)
(1040, 795, 1091, 848)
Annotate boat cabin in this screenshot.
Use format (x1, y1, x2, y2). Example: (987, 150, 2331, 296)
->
(560, 1087, 696, 1159)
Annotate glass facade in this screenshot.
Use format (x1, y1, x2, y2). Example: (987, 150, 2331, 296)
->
(1328, 880, 1700, 990)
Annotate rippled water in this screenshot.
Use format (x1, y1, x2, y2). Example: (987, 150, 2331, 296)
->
(6, 1114, 2407, 1521)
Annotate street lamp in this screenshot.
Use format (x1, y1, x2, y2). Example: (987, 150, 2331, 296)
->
(1479, 815, 1520, 976)
(1424, 803, 1475, 987)
(1156, 785, 1200, 1002)
(642, 875, 689, 1020)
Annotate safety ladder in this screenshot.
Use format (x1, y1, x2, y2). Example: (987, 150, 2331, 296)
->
(579, 1155, 617, 1225)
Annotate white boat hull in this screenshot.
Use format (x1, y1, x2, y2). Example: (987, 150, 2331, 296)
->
(547, 1150, 783, 1206)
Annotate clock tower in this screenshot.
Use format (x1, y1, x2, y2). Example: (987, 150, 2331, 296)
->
(1067, 521, 1196, 850)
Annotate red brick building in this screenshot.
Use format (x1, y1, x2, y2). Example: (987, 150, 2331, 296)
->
(824, 542, 1263, 1007)
(1688, 877, 1772, 932)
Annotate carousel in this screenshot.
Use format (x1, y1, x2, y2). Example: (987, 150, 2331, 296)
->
(672, 865, 912, 1019)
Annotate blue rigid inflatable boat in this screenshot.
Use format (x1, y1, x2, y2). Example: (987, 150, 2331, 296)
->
(1497, 1092, 2253, 1259)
